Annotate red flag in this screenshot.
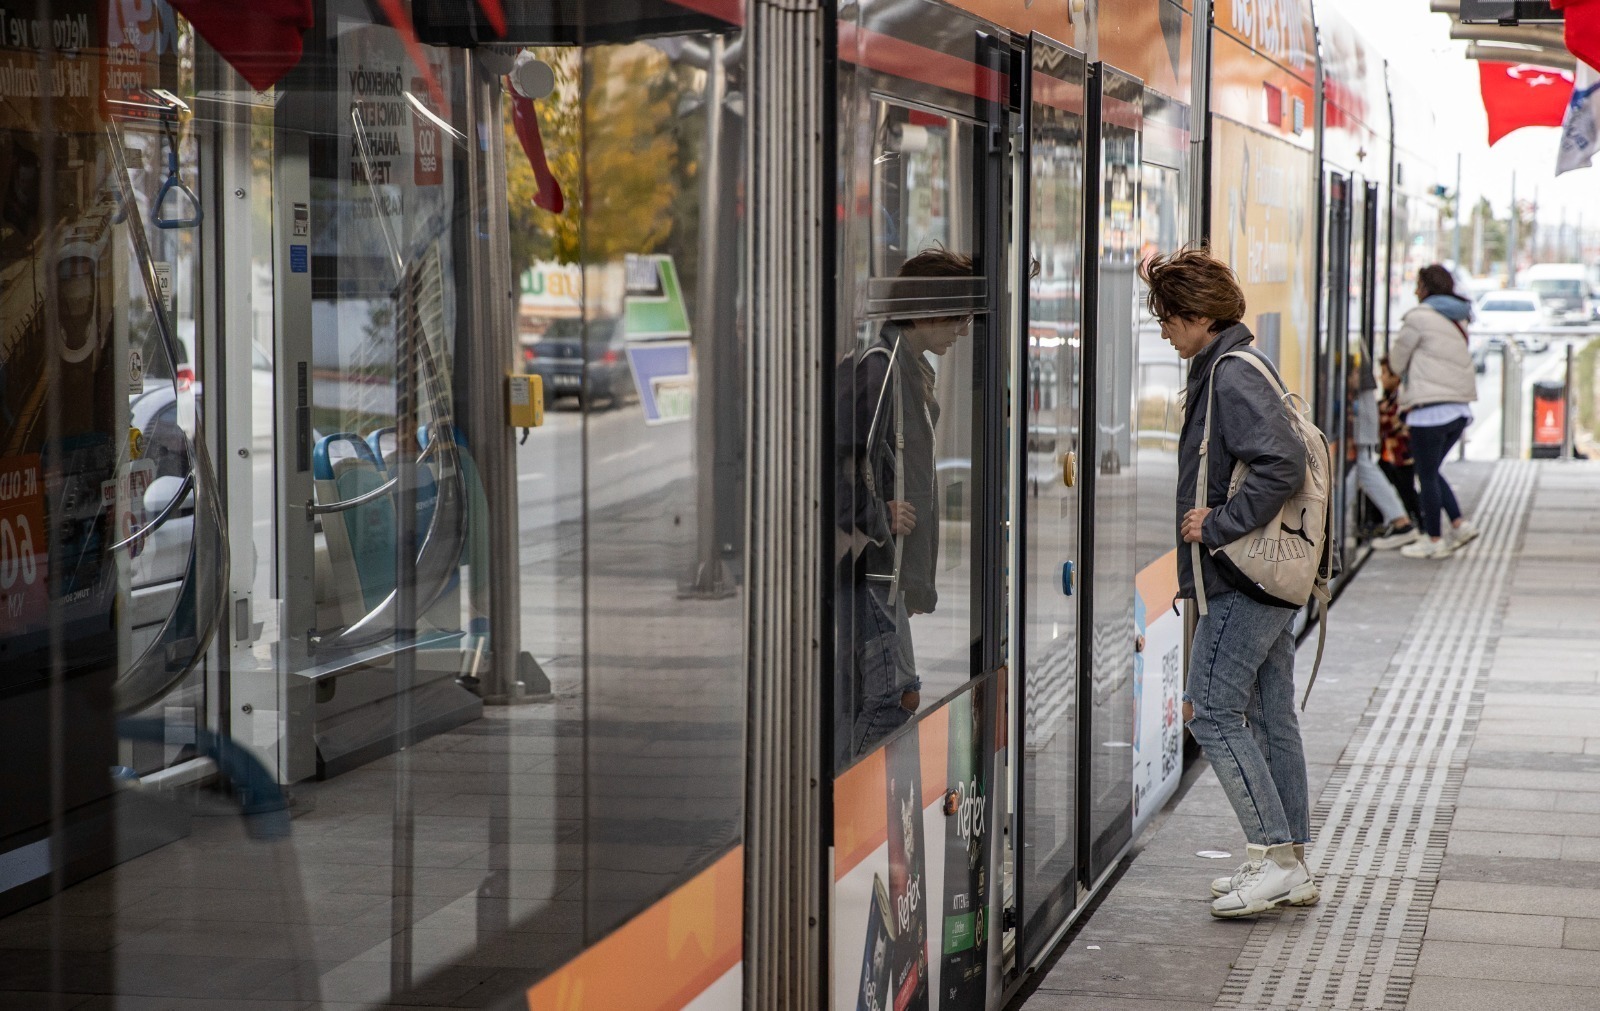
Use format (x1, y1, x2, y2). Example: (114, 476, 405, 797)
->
(1479, 61, 1575, 144)
(170, 0, 313, 91)
(475, 0, 507, 36)
(373, 0, 447, 112)
(1552, 0, 1600, 75)
(510, 89, 564, 213)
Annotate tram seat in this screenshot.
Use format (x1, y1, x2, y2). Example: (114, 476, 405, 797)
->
(312, 434, 396, 627)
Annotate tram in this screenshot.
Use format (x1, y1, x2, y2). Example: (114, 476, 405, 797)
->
(0, 0, 1441, 1008)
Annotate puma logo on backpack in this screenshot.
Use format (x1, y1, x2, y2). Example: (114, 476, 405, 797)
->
(1193, 349, 1335, 710)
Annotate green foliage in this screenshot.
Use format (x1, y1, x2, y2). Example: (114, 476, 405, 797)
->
(503, 46, 693, 284)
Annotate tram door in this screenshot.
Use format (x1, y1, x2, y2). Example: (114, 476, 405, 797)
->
(1321, 172, 1353, 554)
(1018, 36, 1089, 966)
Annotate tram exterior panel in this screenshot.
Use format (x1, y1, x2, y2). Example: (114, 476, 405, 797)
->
(0, 0, 1450, 1007)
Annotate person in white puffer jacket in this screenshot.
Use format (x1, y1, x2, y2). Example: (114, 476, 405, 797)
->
(1387, 264, 1482, 559)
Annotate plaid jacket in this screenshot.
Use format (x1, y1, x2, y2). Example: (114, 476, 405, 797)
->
(1378, 390, 1413, 466)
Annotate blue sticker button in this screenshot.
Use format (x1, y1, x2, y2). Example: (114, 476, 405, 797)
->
(290, 244, 308, 273)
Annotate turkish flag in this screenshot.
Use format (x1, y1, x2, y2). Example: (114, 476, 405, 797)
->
(1552, 0, 1600, 76)
(170, 0, 314, 92)
(1479, 61, 1575, 145)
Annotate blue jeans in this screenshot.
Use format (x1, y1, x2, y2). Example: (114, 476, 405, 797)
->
(851, 583, 920, 756)
(1408, 417, 1467, 538)
(1185, 590, 1309, 846)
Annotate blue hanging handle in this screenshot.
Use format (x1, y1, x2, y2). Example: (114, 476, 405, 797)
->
(153, 123, 201, 229)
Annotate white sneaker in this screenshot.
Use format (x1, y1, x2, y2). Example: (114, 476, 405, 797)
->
(1449, 519, 1480, 549)
(1371, 523, 1420, 550)
(1211, 843, 1317, 918)
(1211, 855, 1320, 905)
(1399, 536, 1454, 559)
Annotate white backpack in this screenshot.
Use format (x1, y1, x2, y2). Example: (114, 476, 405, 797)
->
(1192, 349, 1335, 709)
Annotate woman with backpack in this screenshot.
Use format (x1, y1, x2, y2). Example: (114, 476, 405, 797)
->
(1388, 264, 1481, 560)
(1144, 245, 1319, 918)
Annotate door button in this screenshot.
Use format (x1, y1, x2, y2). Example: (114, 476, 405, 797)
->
(1061, 561, 1074, 596)
(1061, 450, 1077, 487)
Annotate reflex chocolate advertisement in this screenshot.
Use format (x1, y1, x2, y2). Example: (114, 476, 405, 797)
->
(835, 679, 1005, 1011)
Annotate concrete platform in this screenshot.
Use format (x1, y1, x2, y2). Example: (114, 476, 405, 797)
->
(1018, 460, 1600, 1011)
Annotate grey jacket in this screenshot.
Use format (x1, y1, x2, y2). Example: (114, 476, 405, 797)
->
(1390, 302, 1478, 414)
(1175, 323, 1308, 601)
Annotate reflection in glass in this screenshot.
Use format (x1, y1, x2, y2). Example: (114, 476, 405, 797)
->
(1020, 41, 1087, 959)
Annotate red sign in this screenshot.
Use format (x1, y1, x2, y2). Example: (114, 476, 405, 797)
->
(1534, 395, 1567, 446)
(0, 455, 49, 636)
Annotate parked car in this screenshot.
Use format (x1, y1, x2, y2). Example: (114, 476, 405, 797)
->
(1473, 290, 1548, 351)
(521, 316, 634, 409)
(1521, 263, 1593, 324)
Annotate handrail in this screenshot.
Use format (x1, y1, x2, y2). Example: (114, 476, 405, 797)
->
(108, 471, 194, 552)
(105, 116, 231, 715)
(304, 438, 443, 519)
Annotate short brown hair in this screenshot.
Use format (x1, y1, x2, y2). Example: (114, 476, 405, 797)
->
(898, 247, 975, 278)
(1139, 243, 1246, 333)
(1417, 263, 1455, 298)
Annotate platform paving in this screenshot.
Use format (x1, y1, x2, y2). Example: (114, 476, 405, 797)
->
(1019, 460, 1600, 1010)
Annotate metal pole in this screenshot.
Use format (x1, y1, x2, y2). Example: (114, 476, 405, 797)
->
(1508, 171, 1518, 286)
(1452, 153, 1463, 271)
(685, 34, 735, 598)
(1565, 340, 1577, 459)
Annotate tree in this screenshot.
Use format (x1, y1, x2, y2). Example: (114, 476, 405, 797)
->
(503, 46, 686, 285)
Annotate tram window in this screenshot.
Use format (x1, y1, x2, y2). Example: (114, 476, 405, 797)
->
(838, 97, 989, 764)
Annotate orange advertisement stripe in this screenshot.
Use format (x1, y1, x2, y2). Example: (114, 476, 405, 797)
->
(834, 748, 889, 882)
(526, 848, 743, 1011)
(1136, 549, 1180, 619)
(835, 707, 955, 881)
(919, 707, 950, 810)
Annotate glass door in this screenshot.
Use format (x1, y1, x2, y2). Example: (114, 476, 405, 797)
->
(1018, 34, 1088, 967)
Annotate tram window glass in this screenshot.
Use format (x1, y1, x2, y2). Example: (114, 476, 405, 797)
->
(1020, 42, 1088, 953)
(1, 2, 752, 1005)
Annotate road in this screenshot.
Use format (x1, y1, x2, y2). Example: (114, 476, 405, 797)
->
(1461, 336, 1589, 461)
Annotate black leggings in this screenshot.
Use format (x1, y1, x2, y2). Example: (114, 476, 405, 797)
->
(1408, 417, 1468, 538)
(1378, 460, 1422, 525)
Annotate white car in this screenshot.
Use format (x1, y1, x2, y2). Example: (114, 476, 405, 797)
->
(1473, 290, 1549, 352)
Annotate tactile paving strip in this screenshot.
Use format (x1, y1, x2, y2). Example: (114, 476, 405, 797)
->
(1213, 461, 1536, 1011)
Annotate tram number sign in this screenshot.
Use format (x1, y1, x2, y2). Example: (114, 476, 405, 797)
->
(0, 456, 47, 630)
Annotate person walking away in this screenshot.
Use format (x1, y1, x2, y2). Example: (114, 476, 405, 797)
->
(1377, 358, 1422, 528)
(1144, 245, 1318, 918)
(1389, 264, 1481, 560)
(1346, 353, 1418, 548)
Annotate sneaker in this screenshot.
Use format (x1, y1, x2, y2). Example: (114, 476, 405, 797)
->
(1210, 843, 1318, 918)
(1449, 519, 1480, 549)
(1371, 522, 1420, 550)
(1399, 536, 1454, 559)
(1211, 857, 1320, 905)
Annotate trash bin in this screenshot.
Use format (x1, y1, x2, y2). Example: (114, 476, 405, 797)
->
(1531, 379, 1567, 459)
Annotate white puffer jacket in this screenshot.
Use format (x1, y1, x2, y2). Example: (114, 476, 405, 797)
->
(1390, 305, 1478, 413)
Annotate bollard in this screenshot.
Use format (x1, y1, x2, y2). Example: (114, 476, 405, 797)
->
(1531, 377, 1567, 459)
(1501, 343, 1524, 459)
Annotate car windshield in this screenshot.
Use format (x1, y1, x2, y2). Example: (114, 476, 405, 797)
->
(1480, 299, 1535, 312)
(1530, 279, 1582, 297)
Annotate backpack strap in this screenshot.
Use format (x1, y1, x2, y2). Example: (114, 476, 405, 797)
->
(1192, 349, 1295, 618)
(861, 340, 906, 606)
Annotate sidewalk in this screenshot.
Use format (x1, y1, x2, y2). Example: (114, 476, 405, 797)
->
(1018, 460, 1600, 1011)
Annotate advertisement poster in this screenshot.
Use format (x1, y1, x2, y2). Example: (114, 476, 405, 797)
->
(0, 2, 129, 676)
(1131, 554, 1184, 834)
(885, 727, 929, 1010)
(834, 683, 1009, 1011)
(938, 686, 993, 1009)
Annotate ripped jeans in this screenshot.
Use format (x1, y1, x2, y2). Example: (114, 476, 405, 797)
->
(1184, 589, 1310, 847)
